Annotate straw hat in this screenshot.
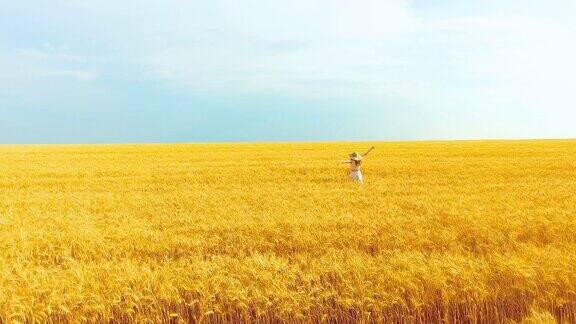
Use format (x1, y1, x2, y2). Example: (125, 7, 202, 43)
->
(349, 152, 362, 161)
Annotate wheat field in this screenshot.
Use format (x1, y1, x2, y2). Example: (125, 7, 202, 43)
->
(0, 140, 575, 323)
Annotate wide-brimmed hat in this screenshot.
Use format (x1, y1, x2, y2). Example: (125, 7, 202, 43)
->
(349, 152, 362, 161)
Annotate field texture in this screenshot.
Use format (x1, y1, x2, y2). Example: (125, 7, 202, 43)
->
(1, 140, 575, 323)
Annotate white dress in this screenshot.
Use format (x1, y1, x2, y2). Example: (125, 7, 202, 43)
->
(349, 170, 363, 183)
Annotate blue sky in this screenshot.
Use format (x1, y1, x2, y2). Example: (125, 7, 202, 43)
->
(1, 0, 575, 143)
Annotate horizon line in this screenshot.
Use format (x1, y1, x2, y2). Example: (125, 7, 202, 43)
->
(1, 136, 575, 146)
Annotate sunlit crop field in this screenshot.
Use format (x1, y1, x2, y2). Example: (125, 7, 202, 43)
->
(1, 140, 575, 323)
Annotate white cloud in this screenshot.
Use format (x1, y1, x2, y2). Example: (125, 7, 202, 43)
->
(0, 46, 102, 108)
(140, 1, 576, 111)
(11, 48, 101, 81)
(18, 49, 88, 63)
(46, 69, 100, 81)
(139, 0, 419, 96)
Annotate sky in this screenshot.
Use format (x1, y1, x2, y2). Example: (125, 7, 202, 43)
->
(1, 0, 575, 143)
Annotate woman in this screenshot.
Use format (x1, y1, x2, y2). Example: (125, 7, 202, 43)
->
(342, 151, 364, 184)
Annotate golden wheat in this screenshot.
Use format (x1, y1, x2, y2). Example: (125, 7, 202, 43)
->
(1, 140, 575, 323)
